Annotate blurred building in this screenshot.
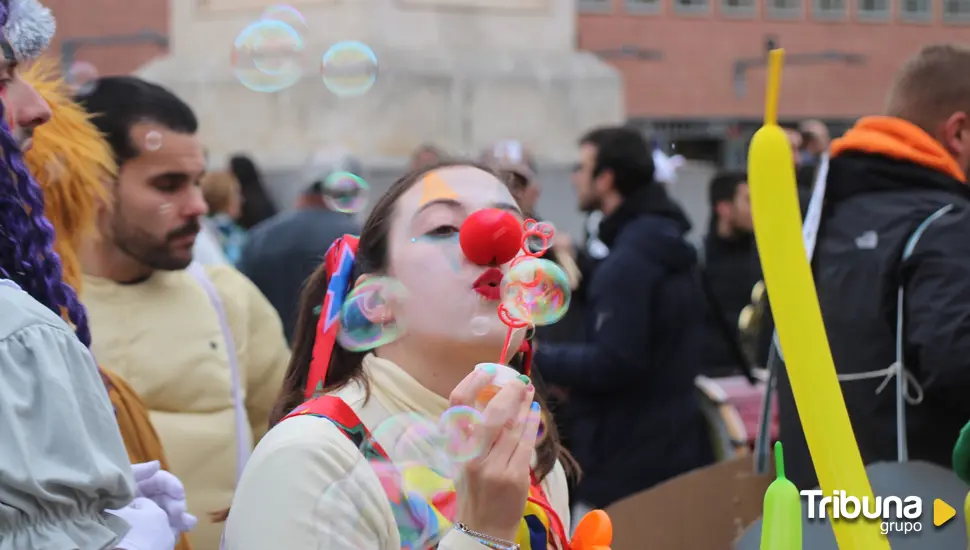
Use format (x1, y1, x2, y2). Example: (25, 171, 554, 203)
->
(43, 0, 167, 78)
(578, 0, 970, 168)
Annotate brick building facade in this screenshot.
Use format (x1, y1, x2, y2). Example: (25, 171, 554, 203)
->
(578, 0, 970, 167)
(35, 0, 970, 169)
(43, 0, 168, 78)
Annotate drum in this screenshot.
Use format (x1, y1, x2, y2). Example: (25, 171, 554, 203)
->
(696, 369, 779, 461)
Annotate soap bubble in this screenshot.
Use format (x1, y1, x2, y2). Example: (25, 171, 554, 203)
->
(366, 413, 455, 478)
(67, 61, 98, 95)
(260, 4, 308, 34)
(315, 476, 371, 549)
(43, 156, 66, 184)
(323, 171, 369, 213)
(321, 41, 378, 97)
(501, 257, 571, 325)
(367, 460, 454, 548)
(337, 277, 408, 352)
(144, 131, 162, 152)
(231, 19, 304, 93)
(438, 406, 486, 464)
(524, 221, 556, 255)
(469, 315, 491, 336)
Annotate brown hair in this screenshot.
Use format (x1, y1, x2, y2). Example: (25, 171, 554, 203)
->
(200, 171, 241, 214)
(270, 160, 577, 482)
(886, 44, 970, 133)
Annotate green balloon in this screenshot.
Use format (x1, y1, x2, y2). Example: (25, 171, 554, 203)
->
(952, 420, 970, 485)
(760, 441, 802, 550)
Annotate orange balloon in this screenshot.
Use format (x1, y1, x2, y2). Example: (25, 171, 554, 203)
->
(571, 509, 612, 549)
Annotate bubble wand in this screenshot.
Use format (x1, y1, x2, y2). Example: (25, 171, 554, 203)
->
(459, 209, 555, 366)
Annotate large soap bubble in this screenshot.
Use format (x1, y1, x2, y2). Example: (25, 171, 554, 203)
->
(500, 257, 571, 325)
(231, 19, 304, 93)
(337, 277, 408, 352)
(321, 40, 378, 97)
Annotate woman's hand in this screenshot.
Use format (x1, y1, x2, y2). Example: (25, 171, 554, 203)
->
(449, 366, 541, 543)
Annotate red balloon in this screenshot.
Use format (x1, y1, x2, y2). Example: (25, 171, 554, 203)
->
(459, 209, 523, 266)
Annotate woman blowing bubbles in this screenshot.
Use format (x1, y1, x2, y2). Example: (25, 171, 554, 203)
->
(224, 162, 573, 549)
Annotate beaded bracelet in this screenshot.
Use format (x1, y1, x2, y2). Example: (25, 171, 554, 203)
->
(453, 522, 521, 550)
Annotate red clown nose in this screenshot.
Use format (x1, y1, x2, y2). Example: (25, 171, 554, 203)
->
(459, 208, 523, 266)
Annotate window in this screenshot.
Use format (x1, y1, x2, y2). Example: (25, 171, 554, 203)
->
(857, 0, 890, 19)
(767, 0, 802, 18)
(626, 0, 662, 13)
(579, 0, 611, 13)
(944, 0, 970, 21)
(813, 0, 846, 18)
(673, 0, 710, 13)
(722, 0, 756, 17)
(901, 0, 932, 20)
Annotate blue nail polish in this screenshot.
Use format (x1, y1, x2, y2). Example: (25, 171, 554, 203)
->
(478, 364, 497, 375)
(530, 401, 540, 412)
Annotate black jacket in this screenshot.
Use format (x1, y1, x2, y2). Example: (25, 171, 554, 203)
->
(237, 208, 360, 343)
(779, 150, 970, 489)
(535, 184, 714, 508)
(698, 230, 760, 377)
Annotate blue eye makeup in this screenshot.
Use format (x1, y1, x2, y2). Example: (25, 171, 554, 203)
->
(412, 225, 460, 243)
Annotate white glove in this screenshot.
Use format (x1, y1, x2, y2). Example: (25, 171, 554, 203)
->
(131, 460, 198, 535)
(109, 497, 177, 550)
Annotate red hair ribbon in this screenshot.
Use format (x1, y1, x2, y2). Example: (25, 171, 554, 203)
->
(304, 234, 360, 400)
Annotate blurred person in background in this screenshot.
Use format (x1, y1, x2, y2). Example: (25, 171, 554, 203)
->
(76, 76, 289, 550)
(409, 142, 447, 171)
(23, 59, 196, 550)
(698, 171, 759, 378)
(238, 152, 361, 343)
(535, 126, 714, 516)
(230, 153, 277, 230)
(200, 171, 247, 264)
(780, 44, 970, 489)
(798, 118, 830, 167)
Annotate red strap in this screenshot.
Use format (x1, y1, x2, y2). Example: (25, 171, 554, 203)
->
(529, 472, 571, 550)
(282, 395, 391, 460)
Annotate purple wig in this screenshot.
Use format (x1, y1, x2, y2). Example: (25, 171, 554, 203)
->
(0, 0, 91, 346)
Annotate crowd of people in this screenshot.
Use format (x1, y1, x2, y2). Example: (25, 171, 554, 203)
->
(3, 0, 970, 547)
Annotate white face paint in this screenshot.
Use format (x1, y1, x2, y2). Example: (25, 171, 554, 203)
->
(384, 166, 525, 349)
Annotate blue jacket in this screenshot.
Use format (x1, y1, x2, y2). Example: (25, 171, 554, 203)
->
(535, 184, 714, 508)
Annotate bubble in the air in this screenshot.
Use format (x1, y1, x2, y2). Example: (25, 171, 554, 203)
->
(524, 221, 556, 255)
(43, 156, 66, 184)
(321, 41, 378, 97)
(323, 171, 369, 213)
(260, 4, 308, 34)
(67, 61, 99, 95)
(365, 413, 455, 478)
(231, 19, 304, 93)
(438, 406, 486, 463)
(501, 257, 571, 326)
(469, 315, 490, 336)
(144, 131, 162, 152)
(368, 460, 454, 548)
(337, 276, 408, 351)
(315, 477, 371, 549)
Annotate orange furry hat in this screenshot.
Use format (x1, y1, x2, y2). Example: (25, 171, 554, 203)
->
(22, 58, 115, 293)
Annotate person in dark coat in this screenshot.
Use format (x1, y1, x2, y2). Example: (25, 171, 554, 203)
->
(698, 171, 760, 377)
(534, 126, 714, 513)
(237, 155, 361, 343)
(778, 44, 970, 489)
(230, 154, 278, 230)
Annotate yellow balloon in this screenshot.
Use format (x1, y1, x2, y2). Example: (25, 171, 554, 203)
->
(747, 49, 889, 550)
